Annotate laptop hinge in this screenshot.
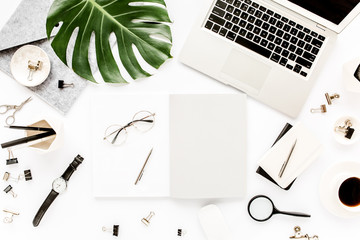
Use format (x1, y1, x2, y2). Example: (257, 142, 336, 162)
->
(316, 24, 327, 32)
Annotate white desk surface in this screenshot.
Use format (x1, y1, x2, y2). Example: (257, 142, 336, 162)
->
(1, 1, 360, 239)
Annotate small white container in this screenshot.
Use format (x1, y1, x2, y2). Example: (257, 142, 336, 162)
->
(333, 116, 360, 145)
(10, 45, 51, 87)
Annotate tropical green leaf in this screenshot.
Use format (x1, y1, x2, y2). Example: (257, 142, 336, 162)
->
(46, 0, 172, 83)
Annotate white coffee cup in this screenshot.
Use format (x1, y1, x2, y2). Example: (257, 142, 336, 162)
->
(335, 174, 360, 212)
(343, 58, 360, 93)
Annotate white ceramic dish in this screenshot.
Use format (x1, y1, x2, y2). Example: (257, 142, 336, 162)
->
(10, 45, 51, 87)
(333, 116, 360, 145)
(319, 161, 360, 218)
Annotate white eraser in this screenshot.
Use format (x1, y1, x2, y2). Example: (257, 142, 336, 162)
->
(198, 204, 233, 240)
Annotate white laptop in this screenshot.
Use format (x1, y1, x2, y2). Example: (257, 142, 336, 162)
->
(179, 0, 360, 117)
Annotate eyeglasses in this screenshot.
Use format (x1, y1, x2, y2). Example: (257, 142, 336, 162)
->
(103, 110, 155, 145)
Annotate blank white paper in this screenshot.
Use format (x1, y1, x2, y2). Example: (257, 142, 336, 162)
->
(169, 94, 247, 198)
(91, 93, 170, 197)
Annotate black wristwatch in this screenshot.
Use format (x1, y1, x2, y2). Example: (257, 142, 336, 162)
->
(32, 154, 84, 227)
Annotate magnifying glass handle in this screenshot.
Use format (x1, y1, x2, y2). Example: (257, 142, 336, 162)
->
(278, 210, 311, 218)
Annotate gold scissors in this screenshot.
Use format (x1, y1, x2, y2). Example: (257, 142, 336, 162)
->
(0, 97, 32, 125)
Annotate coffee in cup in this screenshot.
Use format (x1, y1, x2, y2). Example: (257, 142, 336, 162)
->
(338, 177, 360, 208)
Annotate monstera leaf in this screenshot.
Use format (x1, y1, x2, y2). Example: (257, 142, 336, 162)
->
(46, 0, 172, 83)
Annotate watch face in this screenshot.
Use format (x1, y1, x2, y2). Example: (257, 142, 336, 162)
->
(52, 177, 67, 193)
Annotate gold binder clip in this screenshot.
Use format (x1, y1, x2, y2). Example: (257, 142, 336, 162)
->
(310, 104, 327, 113)
(141, 211, 155, 226)
(27, 60, 42, 81)
(290, 226, 319, 240)
(3, 210, 19, 223)
(325, 93, 340, 105)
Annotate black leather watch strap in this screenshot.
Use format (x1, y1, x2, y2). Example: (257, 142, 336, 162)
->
(61, 155, 84, 181)
(32, 190, 59, 227)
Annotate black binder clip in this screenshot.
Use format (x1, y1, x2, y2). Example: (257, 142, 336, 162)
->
(3, 185, 17, 198)
(354, 63, 360, 81)
(102, 225, 119, 237)
(335, 119, 355, 139)
(58, 80, 74, 89)
(177, 229, 187, 237)
(23, 169, 32, 181)
(6, 149, 18, 165)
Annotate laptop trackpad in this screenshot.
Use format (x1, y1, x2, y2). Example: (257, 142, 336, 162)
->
(221, 49, 271, 91)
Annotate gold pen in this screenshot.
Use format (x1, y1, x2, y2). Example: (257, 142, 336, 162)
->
(135, 148, 153, 185)
(278, 139, 297, 178)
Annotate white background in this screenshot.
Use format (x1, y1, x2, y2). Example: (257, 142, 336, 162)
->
(1, 0, 360, 239)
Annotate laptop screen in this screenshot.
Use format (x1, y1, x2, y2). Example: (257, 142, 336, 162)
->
(288, 0, 360, 25)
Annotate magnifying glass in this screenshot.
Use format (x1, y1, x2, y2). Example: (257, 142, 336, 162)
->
(247, 195, 311, 222)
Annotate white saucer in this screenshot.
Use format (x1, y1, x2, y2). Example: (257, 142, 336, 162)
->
(319, 161, 360, 218)
(10, 45, 51, 87)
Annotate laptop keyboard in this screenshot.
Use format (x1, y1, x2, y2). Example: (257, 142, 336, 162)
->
(205, 0, 326, 78)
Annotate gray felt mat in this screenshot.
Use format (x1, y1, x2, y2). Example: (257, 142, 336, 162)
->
(0, 0, 88, 115)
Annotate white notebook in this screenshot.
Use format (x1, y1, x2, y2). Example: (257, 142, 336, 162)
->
(258, 123, 323, 189)
(91, 93, 247, 198)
